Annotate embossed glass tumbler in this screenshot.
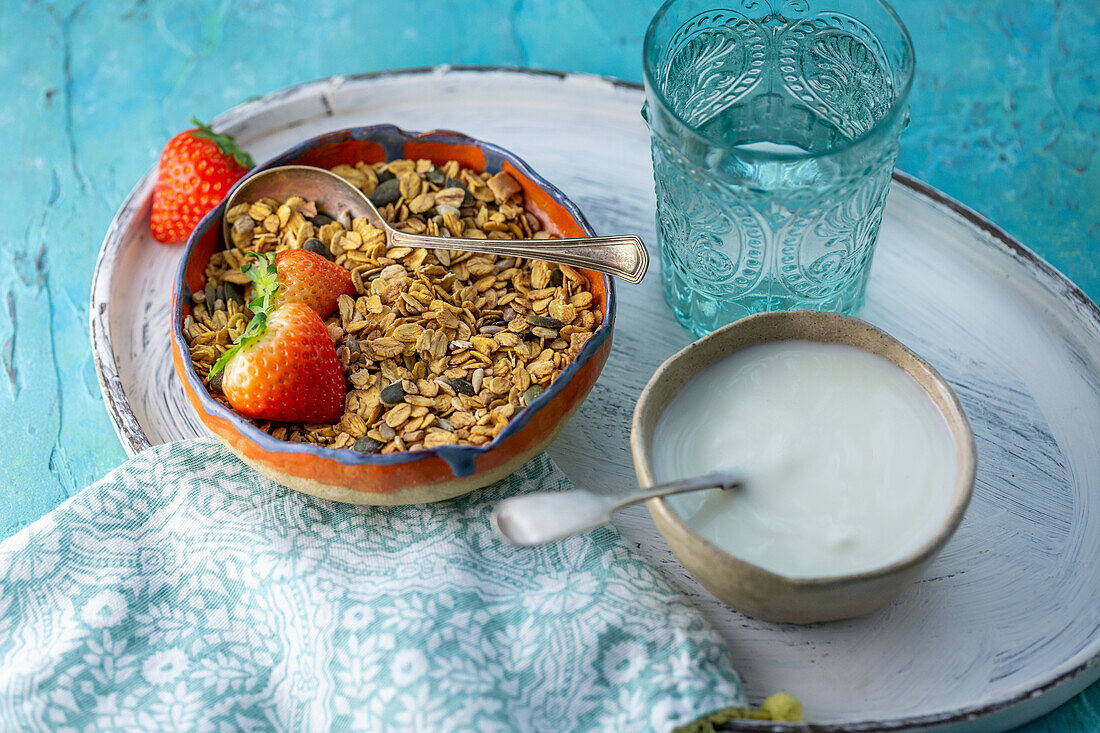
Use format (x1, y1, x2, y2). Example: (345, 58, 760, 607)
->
(643, 0, 914, 336)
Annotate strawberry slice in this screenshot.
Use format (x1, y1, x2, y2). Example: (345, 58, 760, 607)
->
(275, 248, 356, 318)
(207, 252, 344, 424)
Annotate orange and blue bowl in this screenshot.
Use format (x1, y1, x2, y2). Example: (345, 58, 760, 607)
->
(171, 125, 615, 504)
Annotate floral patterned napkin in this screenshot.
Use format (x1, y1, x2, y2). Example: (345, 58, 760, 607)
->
(0, 437, 744, 732)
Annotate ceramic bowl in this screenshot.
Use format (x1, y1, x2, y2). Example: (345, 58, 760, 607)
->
(630, 311, 976, 624)
(171, 125, 615, 505)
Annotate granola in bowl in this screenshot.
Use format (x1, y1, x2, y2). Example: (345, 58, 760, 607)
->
(183, 157, 602, 456)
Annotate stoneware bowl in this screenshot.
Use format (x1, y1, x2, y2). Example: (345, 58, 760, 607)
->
(631, 311, 976, 624)
(171, 125, 615, 505)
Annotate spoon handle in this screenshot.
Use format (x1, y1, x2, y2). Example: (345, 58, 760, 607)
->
(491, 470, 741, 547)
(605, 470, 743, 513)
(389, 230, 649, 284)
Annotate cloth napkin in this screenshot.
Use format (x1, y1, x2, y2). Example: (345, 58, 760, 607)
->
(0, 437, 745, 732)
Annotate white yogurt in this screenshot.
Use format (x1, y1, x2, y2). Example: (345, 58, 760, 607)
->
(652, 340, 958, 578)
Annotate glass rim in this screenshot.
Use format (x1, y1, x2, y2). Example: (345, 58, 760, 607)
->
(642, 0, 916, 163)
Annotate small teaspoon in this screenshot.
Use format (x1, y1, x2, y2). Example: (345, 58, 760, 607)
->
(491, 470, 743, 547)
(223, 165, 649, 283)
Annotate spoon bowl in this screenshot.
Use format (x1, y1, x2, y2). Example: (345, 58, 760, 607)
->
(224, 165, 649, 283)
(222, 165, 373, 242)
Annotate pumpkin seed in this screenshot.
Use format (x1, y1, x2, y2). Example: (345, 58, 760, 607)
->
(352, 436, 383, 454)
(525, 314, 564, 329)
(370, 178, 402, 207)
(223, 282, 244, 306)
(523, 384, 544, 405)
(380, 382, 406, 405)
(303, 237, 333, 260)
(449, 377, 476, 396)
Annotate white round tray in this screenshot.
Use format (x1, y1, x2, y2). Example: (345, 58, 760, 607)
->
(90, 67, 1100, 732)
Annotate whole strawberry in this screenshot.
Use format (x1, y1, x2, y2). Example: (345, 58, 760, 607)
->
(275, 249, 355, 318)
(207, 252, 345, 424)
(150, 118, 254, 244)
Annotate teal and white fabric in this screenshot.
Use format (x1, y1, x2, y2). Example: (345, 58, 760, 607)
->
(0, 438, 744, 732)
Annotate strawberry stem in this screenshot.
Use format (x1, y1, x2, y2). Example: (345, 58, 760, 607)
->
(208, 252, 279, 377)
(190, 117, 256, 169)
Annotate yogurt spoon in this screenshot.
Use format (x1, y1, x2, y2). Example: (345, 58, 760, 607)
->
(491, 469, 742, 547)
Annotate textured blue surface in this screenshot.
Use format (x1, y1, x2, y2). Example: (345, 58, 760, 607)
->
(0, 0, 1096, 728)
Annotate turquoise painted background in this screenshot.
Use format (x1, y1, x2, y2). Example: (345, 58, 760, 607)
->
(1, 0, 1097, 728)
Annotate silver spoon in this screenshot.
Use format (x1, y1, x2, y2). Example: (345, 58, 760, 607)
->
(491, 469, 743, 547)
(223, 165, 649, 283)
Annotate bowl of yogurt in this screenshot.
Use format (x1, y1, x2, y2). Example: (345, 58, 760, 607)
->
(631, 311, 976, 624)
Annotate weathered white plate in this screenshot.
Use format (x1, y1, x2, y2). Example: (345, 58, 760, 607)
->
(90, 67, 1100, 731)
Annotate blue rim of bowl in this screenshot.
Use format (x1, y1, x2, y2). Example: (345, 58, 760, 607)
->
(170, 123, 616, 476)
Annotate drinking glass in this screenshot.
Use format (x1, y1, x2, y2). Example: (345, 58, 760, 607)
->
(643, 0, 914, 336)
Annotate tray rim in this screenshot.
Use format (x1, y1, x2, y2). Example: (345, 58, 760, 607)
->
(87, 65, 1100, 732)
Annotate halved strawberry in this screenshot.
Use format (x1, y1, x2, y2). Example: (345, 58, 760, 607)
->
(218, 302, 344, 424)
(207, 252, 345, 424)
(150, 119, 254, 244)
(275, 248, 356, 318)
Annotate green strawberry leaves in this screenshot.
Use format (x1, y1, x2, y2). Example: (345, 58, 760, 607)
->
(208, 252, 278, 378)
(190, 117, 256, 169)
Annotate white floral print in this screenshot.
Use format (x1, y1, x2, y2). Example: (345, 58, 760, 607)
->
(81, 590, 129, 629)
(142, 649, 187, 685)
(390, 648, 428, 686)
(603, 639, 648, 684)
